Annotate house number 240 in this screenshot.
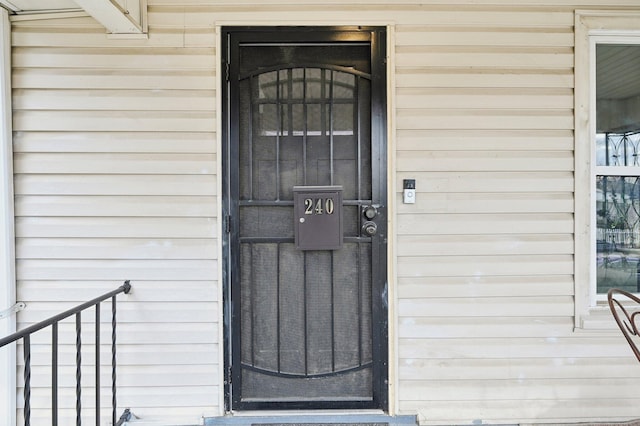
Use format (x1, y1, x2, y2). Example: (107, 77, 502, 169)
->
(304, 198, 335, 215)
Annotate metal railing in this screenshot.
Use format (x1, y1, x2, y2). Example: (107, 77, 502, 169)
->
(0, 280, 132, 426)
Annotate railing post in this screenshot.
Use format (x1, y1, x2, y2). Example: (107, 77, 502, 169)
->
(76, 312, 82, 426)
(52, 323, 58, 426)
(23, 334, 31, 426)
(111, 296, 117, 426)
(95, 303, 100, 426)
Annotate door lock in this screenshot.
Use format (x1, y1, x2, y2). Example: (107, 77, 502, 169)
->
(363, 205, 378, 219)
(362, 221, 378, 237)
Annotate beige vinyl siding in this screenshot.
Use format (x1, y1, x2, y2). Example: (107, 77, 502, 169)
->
(393, 6, 633, 425)
(9, 2, 640, 425)
(11, 7, 218, 424)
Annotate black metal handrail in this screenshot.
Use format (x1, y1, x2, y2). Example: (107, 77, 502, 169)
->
(0, 280, 132, 426)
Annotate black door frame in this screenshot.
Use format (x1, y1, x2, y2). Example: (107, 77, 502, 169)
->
(221, 26, 388, 412)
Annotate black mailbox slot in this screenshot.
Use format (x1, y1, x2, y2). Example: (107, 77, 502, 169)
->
(293, 186, 343, 251)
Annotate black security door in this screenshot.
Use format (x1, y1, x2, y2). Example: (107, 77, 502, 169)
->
(222, 27, 387, 411)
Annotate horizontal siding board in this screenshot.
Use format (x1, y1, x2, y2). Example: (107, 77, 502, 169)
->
(13, 110, 216, 132)
(398, 296, 573, 317)
(396, 68, 574, 89)
(398, 275, 574, 298)
(397, 213, 573, 235)
(396, 151, 573, 172)
(396, 87, 573, 109)
(397, 254, 573, 277)
(396, 46, 573, 68)
(12, 69, 215, 90)
(398, 378, 640, 401)
(15, 196, 217, 217)
(398, 357, 640, 380)
(395, 27, 574, 47)
(396, 129, 573, 151)
(16, 259, 217, 280)
(17, 281, 217, 302)
(14, 175, 217, 195)
(398, 317, 573, 338)
(12, 47, 216, 69)
(14, 153, 216, 174)
(398, 336, 631, 359)
(399, 358, 640, 382)
(13, 89, 215, 111)
(15, 217, 217, 238)
(396, 172, 574, 193)
(394, 193, 573, 214)
(396, 234, 573, 256)
(13, 132, 215, 154)
(397, 109, 573, 130)
(16, 238, 217, 259)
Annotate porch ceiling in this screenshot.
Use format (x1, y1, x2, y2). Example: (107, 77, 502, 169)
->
(0, 0, 82, 14)
(0, 0, 144, 34)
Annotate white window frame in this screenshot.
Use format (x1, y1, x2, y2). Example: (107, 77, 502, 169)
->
(0, 7, 16, 425)
(575, 10, 640, 328)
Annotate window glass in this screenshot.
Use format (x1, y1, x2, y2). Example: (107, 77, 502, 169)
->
(595, 44, 640, 295)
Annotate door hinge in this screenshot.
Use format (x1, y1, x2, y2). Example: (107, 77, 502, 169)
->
(225, 61, 230, 82)
(226, 366, 232, 384)
(225, 215, 231, 233)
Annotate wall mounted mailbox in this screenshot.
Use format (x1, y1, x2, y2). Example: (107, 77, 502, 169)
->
(293, 186, 343, 250)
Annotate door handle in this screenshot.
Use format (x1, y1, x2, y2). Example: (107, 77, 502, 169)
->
(362, 221, 378, 237)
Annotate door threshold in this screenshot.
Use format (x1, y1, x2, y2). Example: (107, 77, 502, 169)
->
(203, 412, 417, 426)
(229, 410, 385, 417)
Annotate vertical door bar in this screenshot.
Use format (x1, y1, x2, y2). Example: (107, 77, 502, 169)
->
(303, 251, 308, 376)
(330, 251, 335, 372)
(357, 243, 363, 365)
(275, 71, 281, 200)
(355, 76, 362, 201)
(302, 68, 308, 185)
(329, 70, 335, 185)
(249, 246, 255, 367)
(276, 243, 281, 373)
(248, 75, 254, 200)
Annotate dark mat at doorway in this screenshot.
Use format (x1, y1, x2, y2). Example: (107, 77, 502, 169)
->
(253, 424, 388, 426)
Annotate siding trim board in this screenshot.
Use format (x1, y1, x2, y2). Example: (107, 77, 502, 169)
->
(0, 8, 17, 426)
